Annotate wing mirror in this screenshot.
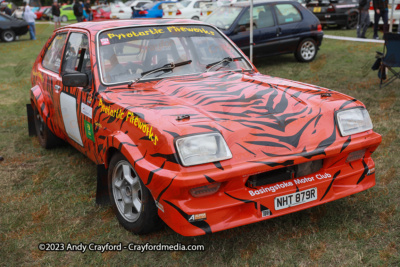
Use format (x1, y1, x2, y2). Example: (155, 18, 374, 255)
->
(62, 72, 89, 87)
(234, 25, 247, 34)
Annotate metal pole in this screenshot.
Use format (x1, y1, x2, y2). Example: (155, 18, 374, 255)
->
(250, 0, 253, 63)
(389, 0, 395, 32)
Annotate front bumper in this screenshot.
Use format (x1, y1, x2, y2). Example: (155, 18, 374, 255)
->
(149, 132, 381, 236)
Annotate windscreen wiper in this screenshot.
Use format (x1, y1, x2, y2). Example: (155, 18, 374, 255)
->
(205, 57, 243, 72)
(128, 60, 192, 86)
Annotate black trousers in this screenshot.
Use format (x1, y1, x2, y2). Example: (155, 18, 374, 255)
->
(373, 9, 388, 38)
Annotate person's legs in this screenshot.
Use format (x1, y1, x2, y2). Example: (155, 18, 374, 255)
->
(54, 16, 58, 29)
(28, 22, 35, 40)
(382, 10, 389, 34)
(357, 13, 362, 37)
(361, 12, 370, 38)
(374, 11, 381, 38)
(31, 23, 36, 40)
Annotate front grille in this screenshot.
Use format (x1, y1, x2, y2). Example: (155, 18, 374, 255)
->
(246, 160, 323, 188)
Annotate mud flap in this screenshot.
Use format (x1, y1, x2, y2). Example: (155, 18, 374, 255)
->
(96, 164, 110, 205)
(27, 104, 36, 136)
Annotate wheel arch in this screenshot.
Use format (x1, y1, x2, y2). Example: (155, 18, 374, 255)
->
(30, 85, 51, 128)
(102, 132, 176, 199)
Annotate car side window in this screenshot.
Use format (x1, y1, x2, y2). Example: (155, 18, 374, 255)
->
(62, 32, 91, 77)
(274, 4, 302, 25)
(42, 33, 68, 73)
(64, 7, 72, 11)
(238, 5, 271, 31)
(256, 5, 275, 28)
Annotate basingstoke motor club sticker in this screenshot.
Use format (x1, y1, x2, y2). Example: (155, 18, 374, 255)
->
(100, 38, 110, 46)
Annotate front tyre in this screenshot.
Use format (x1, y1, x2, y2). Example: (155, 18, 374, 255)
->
(295, 38, 317, 62)
(108, 153, 161, 234)
(1, 30, 16, 42)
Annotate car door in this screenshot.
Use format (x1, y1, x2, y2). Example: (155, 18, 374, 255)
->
(58, 31, 98, 162)
(229, 5, 278, 56)
(40, 31, 69, 136)
(272, 3, 303, 54)
(252, 4, 280, 57)
(228, 6, 260, 55)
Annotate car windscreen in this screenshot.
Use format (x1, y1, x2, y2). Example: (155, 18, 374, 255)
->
(98, 25, 251, 84)
(206, 6, 243, 30)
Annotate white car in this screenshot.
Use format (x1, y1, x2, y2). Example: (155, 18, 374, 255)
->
(199, 2, 217, 21)
(162, 0, 211, 20)
(369, 0, 400, 27)
(110, 2, 132, 19)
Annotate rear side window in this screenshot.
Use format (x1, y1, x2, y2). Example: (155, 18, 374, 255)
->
(274, 4, 302, 25)
(42, 33, 68, 73)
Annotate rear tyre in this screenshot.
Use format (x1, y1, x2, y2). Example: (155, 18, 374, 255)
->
(191, 16, 199, 20)
(1, 30, 16, 42)
(295, 38, 317, 62)
(108, 152, 161, 234)
(33, 106, 61, 149)
(61, 15, 68, 22)
(346, 12, 358, 29)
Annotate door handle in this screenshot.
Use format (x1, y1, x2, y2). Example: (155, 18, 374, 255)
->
(54, 85, 61, 92)
(276, 28, 281, 36)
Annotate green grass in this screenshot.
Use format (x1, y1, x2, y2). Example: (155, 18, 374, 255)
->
(0, 24, 399, 266)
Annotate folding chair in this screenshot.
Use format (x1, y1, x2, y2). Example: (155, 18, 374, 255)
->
(379, 33, 400, 88)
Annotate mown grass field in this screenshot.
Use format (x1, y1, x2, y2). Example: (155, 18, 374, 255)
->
(0, 23, 399, 266)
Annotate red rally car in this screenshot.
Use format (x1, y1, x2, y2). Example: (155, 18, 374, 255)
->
(27, 19, 381, 236)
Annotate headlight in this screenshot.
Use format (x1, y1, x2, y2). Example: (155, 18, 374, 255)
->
(336, 108, 373, 136)
(175, 132, 232, 166)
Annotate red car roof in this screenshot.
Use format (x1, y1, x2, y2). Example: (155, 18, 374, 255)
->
(59, 19, 204, 34)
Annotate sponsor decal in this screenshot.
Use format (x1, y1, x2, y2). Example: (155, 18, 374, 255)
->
(249, 181, 294, 196)
(84, 120, 95, 142)
(98, 99, 159, 145)
(262, 209, 271, 217)
(315, 173, 332, 180)
(81, 102, 92, 119)
(100, 38, 110, 46)
(294, 176, 314, 185)
(367, 168, 375, 176)
(32, 70, 43, 82)
(188, 213, 206, 222)
(248, 172, 332, 196)
(95, 122, 102, 128)
(106, 27, 214, 41)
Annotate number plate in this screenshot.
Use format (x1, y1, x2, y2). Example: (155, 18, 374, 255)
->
(274, 188, 317, 211)
(207, 11, 211, 15)
(169, 12, 172, 15)
(313, 7, 321, 13)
